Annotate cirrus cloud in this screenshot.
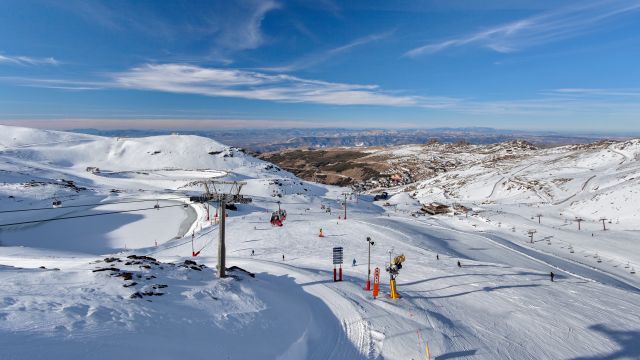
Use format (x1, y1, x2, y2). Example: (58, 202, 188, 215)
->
(112, 63, 458, 108)
(0, 54, 59, 66)
(405, 0, 640, 57)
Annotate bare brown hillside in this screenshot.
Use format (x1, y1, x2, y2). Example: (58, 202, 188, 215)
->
(258, 140, 540, 189)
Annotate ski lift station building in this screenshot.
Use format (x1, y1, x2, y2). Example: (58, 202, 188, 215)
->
(421, 202, 450, 215)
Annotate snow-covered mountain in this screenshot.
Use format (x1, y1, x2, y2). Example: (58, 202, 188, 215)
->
(1, 126, 640, 360)
(400, 140, 640, 221)
(0, 125, 315, 253)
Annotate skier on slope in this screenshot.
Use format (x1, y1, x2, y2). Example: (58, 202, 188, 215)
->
(550, 271, 555, 282)
(352, 258, 356, 267)
(457, 260, 462, 268)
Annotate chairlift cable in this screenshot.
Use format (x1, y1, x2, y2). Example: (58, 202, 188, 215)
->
(0, 196, 189, 214)
(0, 203, 186, 227)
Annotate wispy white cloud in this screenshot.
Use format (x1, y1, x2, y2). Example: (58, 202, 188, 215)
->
(405, 0, 640, 57)
(53, 0, 280, 54)
(551, 88, 640, 97)
(262, 30, 394, 72)
(6, 64, 640, 120)
(205, 0, 281, 52)
(452, 89, 640, 117)
(0, 54, 59, 66)
(0, 77, 104, 90)
(111, 63, 457, 108)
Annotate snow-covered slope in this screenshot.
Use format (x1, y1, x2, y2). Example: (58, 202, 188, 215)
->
(1, 126, 639, 360)
(392, 140, 640, 221)
(0, 125, 291, 193)
(0, 125, 311, 254)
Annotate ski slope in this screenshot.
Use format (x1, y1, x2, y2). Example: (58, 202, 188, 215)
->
(1, 125, 639, 359)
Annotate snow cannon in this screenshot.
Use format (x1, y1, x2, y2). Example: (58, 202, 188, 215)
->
(385, 254, 405, 299)
(386, 254, 405, 276)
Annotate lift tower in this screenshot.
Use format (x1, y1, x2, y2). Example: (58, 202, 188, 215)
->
(192, 180, 252, 278)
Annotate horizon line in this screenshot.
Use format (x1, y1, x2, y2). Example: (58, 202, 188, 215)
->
(1, 120, 639, 137)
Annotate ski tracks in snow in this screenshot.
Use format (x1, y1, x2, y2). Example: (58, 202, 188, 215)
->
(234, 258, 375, 359)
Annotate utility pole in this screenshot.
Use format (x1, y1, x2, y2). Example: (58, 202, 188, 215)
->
(575, 217, 584, 231)
(599, 217, 607, 231)
(342, 192, 349, 220)
(365, 236, 375, 290)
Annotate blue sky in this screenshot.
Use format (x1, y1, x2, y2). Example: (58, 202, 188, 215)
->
(1, 0, 640, 131)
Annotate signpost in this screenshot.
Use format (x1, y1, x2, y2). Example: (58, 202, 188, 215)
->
(333, 246, 343, 282)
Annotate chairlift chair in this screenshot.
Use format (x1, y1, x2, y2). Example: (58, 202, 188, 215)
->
(154, 201, 160, 210)
(52, 199, 62, 208)
(270, 212, 283, 227)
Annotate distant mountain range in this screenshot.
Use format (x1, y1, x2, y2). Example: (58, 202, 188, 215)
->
(71, 127, 636, 152)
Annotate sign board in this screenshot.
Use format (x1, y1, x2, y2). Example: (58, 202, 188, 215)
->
(332, 246, 343, 265)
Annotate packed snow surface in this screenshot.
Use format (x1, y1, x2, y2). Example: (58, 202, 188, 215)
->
(1, 126, 639, 359)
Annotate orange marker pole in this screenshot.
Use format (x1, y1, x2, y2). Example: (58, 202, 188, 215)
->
(373, 267, 380, 298)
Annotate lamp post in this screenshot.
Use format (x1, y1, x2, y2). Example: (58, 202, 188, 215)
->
(365, 236, 375, 290)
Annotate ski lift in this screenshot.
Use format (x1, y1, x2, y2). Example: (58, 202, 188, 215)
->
(270, 212, 283, 227)
(52, 199, 62, 208)
(270, 201, 287, 226)
(631, 268, 636, 275)
(154, 201, 160, 210)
